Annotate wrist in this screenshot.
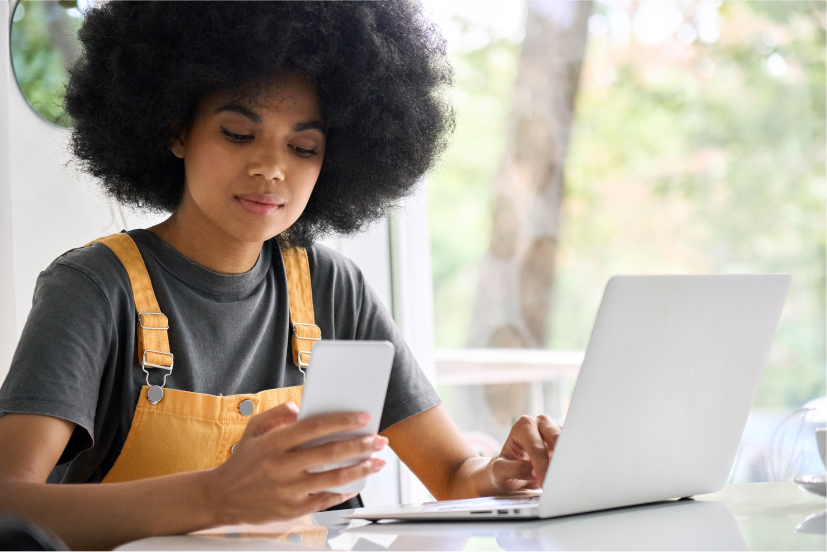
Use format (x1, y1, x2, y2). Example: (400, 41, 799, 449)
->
(448, 456, 492, 500)
(197, 467, 232, 528)
(474, 455, 501, 497)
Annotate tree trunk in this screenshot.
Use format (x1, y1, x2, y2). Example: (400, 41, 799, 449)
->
(467, 0, 591, 350)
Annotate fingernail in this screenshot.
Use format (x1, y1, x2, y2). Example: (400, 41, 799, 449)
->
(357, 413, 371, 425)
(372, 458, 386, 472)
(373, 436, 388, 450)
(346, 493, 358, 499)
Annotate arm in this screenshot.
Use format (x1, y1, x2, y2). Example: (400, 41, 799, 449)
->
(0, 406, 386, 551)
(382, 405, 561, 501)
(0, 413, 218, 550)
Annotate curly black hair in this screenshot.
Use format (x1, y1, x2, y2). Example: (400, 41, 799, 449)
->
(64, 0, 453, 247)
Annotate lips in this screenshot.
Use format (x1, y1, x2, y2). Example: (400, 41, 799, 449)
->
(235, 193, 284, 217)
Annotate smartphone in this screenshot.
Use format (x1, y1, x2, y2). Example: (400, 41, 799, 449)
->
(297, 340, 395, 494)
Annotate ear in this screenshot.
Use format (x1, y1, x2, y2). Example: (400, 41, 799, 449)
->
(168, 123, 186, 159)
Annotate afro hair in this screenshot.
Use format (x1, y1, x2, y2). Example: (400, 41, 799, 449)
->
(64, 0, 454, 247)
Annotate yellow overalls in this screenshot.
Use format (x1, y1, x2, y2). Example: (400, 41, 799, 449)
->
(84, 233, 322, 483)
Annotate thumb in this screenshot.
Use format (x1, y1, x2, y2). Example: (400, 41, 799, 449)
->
(243, 401, 300, 439)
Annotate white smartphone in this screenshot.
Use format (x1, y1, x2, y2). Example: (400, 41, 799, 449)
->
(297, 340, 395, 494)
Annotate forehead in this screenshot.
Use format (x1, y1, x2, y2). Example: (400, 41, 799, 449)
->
(201, 72, 323, 121)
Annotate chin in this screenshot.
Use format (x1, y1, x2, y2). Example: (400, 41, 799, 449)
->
(224, 222, 285, 245)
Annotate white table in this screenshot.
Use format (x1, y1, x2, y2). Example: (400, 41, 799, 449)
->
(117, 483, 826, 551)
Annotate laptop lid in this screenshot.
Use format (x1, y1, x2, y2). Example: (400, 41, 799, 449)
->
(538, 274, 790, 518)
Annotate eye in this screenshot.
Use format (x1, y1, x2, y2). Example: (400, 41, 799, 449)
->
(291, 145, 318, 157)
(221, 129, 253, 142)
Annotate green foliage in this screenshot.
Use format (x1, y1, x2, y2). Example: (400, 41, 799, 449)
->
(10, 0, 81, 127)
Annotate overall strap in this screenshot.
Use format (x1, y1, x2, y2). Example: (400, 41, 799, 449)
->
(281, 247, 321, 371)
(88, 234, 173, 382)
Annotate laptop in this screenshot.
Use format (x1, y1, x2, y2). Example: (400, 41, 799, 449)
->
(344, 274, 791, 521)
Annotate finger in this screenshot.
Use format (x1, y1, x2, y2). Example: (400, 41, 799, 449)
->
(491, 457, 534, 484)
(536, 415, 561, 455)
(512, 416, 550, 486)
(275, 411, 371, 452)
(242, 402, 299, 440)
(293, 435, 388, 470)
(301, 457, 384, 494)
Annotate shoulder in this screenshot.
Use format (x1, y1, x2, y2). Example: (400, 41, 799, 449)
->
(39, 233, 133, 305)
(305, 243, 364, 284)
(301, 243, 370, 312)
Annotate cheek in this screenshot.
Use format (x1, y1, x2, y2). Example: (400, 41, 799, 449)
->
(184, 142, 238, 181)
(183, 141, 241, 201)
(288, 160, 323, 211)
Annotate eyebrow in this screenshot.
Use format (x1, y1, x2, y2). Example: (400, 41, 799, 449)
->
(214, 104, 325, 134)
(291, 121, 326, 134)
(215, 104, 262, 124)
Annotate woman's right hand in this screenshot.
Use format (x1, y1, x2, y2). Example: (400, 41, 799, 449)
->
(208, 401, 387, 524)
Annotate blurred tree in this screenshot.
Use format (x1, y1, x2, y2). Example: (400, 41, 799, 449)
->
(466, 0, 592, 349)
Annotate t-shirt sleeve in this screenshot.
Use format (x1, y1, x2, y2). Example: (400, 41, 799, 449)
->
(0, 258, 115, 463)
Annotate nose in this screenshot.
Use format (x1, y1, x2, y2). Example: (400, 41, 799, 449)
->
(248, 144, 286, 182)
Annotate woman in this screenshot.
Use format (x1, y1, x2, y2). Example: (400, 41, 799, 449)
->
(0, 2, 560, 549)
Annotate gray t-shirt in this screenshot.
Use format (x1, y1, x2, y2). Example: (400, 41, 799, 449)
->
(0, 229, 440, 483)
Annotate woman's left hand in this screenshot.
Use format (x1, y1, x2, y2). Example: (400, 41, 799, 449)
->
(486, 415, 561, 493)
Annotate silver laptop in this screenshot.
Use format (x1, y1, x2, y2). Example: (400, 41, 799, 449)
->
(344, 274, 790, 521)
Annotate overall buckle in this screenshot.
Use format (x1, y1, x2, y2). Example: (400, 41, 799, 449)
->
(137, 312, 169, 330)
(292, 322, 321, 341)
(141, 350, 174, 405)
(292, 323, 319, 382)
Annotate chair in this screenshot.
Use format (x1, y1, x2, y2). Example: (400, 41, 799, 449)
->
(0, 516, 66, 551)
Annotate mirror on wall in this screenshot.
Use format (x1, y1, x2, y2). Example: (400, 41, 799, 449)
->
(10, 0, 98, 128)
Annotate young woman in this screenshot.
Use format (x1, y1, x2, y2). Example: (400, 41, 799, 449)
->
(0, 2, 560, 549)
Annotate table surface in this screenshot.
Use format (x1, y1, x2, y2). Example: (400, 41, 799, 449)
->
(116, 482, 826, 551)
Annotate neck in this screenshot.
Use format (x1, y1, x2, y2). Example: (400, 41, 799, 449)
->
(148, 200, 263, 275)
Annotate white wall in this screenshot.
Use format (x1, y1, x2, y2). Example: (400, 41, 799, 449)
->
(0, 0, 18, 377)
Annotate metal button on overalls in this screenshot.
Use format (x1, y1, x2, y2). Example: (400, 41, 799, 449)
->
(239, 400, 255, 416)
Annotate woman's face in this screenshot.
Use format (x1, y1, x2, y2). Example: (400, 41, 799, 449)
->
(169, 72, 325, 244)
